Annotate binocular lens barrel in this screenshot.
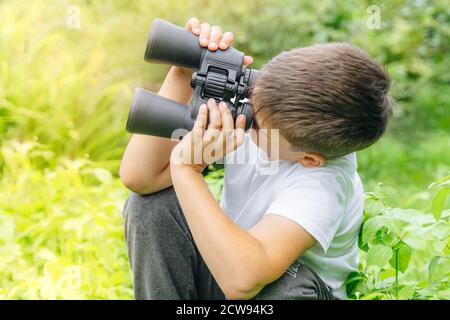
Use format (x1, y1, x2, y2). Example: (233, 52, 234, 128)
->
(126, 88, 195, 139)
(126, 18, 260, 139)
(145, 18, 205, 69)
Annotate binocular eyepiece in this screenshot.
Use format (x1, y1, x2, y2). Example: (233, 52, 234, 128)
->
(126, 18, 260, 139)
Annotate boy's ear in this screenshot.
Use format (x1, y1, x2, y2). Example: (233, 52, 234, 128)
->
(297, 152, 326, 167)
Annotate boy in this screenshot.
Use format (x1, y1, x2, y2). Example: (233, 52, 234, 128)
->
(120, 17, 393, 300)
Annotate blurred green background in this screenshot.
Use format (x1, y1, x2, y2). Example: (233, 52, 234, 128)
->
(0, 0, 448, 299)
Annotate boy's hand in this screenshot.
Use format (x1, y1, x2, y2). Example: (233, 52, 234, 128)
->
(174, 17, 253, 76)
(170, 98, 246, 173)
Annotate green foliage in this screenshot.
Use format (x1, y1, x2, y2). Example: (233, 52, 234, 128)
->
(346, 176, 450, 300)
(0, 140, 133, 299)
(0, 0, 448, 299)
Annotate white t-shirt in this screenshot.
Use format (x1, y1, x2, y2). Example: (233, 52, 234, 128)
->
(219, 133, 364, 300)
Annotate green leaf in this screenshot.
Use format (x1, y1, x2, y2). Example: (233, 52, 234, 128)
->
(430, 221, 450, 239)
(345, 272, 367, 298)
(365, 265, 381, 290)
(431, 187, 450, 220)
(398, 284, 416, 300)
(358, 226, 369, 252)
(428, 175, 450, 190)
(363, 196, 385, 219)
(380, 229, 396, 247)
(361, 292, 386, 300)
(403, 236, 428, 251)
(367, 245, 393, 268)
(436, 288, 450, 300)
(442, 209, 450, 219)
(83, 168, 113, 185)
(431, 240, 446, 253)
(396, 245, 412, 273)
(428, 256, 450, 283)
(361, 216, 385, 245)
(389, 243, 412, 273)
(389, 208, 434, 226)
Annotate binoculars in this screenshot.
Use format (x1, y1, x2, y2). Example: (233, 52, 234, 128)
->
(125, 19, 260, 139)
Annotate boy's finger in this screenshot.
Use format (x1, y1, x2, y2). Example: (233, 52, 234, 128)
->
(186, 17, 200, 34)
(218, 31, 234, 50)
(208, 25, 222, 51)
(203, 99, 222, 144)
(235, 114, 246, 130)
(207, 98, 222, 130)
(234, 126, 246, 149)
(232, 115, 246, 149)
(194, 104, 208, 132)
(193, 105, 207, 157)
(203, 127, 220, 144)
(199, 23, 211, 47)
(244, 55, 253, 66)
(219, 102, 234, 130)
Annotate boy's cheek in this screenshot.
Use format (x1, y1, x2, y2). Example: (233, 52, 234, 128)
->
(276, 148, 293, 161)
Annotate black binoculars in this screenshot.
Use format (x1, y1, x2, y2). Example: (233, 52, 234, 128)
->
(125, 18, 260, 139)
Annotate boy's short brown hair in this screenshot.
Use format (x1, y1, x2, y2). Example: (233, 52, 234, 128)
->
(250, 42, 393, 158)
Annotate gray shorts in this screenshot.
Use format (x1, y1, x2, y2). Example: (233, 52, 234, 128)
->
(123, 186, 336, 300)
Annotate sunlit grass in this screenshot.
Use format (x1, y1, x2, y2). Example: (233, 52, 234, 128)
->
(0, 140, 133, 299)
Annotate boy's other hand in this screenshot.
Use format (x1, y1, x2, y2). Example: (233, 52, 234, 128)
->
(175, 17, 253, 76)
(186, 17, 253, 65)
(170, 98, 246, 173)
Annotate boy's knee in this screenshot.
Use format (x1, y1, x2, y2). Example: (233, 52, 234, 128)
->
(123, 187, 178, 231)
